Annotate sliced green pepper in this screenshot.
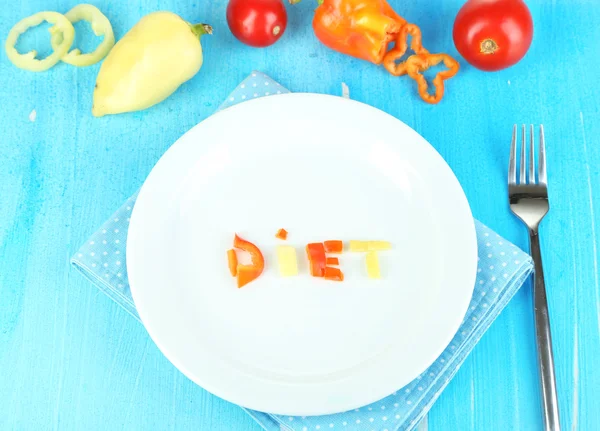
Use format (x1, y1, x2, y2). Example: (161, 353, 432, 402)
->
(50, 4, 115, 67)
(5, 11, 75, 72)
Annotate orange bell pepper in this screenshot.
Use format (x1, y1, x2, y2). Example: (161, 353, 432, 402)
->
(306, 243, 327, 277)
(326, 257, 339, 265)
(404, 53, 460, 104)
(227, 249, 238, 277)
(275, 228, 288, 240)
(307, 0, 459, 104)
(324, 240, 343, 253)
(312, 0, 406, 65)
(324, 266, 344, 281)
(230, 234, 265, 288)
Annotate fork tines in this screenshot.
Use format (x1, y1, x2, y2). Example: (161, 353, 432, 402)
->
(509, 124, 547, 186)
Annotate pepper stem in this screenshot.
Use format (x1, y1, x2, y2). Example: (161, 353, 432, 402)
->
(191, 23, 213, 38)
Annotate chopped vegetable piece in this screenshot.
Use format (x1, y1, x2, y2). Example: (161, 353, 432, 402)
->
(365, 251, 381, 279)
(326, 257, 339, 265)
(368, 241, 392, 251)
(275, 228, 288, 240)
(306, 243, 326, 277)
(379, 20, 460, 104)
(403, 53, 460, 105)
(227, 249, 238, 277)
(5, 11, 75, 72)
(349, 240, 369, 252)
(50, 4, 115, 67)
(324, 267, 344, 281)
(276, 245, 298, 276)
(233, 234, 265, 288)
(324, 240, 343, 253)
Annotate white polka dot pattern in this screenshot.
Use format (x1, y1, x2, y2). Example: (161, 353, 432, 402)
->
(71, 71, 533, 431)
(218, 71, 289, 111)
(72, 193, 139, 318)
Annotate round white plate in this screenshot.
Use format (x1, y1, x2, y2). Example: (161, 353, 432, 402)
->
(128, 93, 477, 416)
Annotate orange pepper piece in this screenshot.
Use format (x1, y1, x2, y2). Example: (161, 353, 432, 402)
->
(382, 24, 429, 76)
(275, 228, 288, 240)
(306, 243, 327, 277)
(232, 234, 265, 288)
(227, 249, 238, 277)
(404, 54, 460, 104)
(324, 240, 343, 253)
(326, 257, 339, 265)
(324, 267, 344, 281)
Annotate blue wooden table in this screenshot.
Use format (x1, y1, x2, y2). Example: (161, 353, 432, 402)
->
(1, 0, 599, 430)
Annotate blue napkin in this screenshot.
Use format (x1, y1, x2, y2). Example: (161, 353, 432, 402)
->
(71, 71, 533, 431)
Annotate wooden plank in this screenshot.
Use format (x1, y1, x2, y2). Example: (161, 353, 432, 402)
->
(1, 0, 599, 430)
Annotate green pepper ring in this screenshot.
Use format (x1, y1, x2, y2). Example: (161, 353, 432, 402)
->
(5, 11, 75, 72)
(50, 4, 115, 67)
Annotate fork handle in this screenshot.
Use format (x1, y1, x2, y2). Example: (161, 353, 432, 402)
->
(529, 228, 561, 431)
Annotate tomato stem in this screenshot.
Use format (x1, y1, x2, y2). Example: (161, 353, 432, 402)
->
(480, 38, 498, 55)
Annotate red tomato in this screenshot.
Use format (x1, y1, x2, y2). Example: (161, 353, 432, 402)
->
(453, 0, 533, 71)
(227, 0, 287, 48)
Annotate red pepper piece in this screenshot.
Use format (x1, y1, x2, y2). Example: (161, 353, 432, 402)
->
(227, 249, 238, 277)
(324, 240, 343, 253)
(233, 234, 265, 288)
(275, 228, 288, 240)
(324, 267, 344, 281)
(306, 243, 326, 277)
(326, 257, 339, 265)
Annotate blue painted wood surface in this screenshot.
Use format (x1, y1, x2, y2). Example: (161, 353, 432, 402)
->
(1, 0, 599, 430)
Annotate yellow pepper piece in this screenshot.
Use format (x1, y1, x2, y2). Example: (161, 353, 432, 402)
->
(276, 245, 298, 277)
(5, 11, 75, 72)
(92, 12, 212, 117)
(368, 241, 392, 251)
(365, 251, 381, 279)
(350, 240, 392, 252)
(349, 240, 369, 252)
(50, 4, 115, 67)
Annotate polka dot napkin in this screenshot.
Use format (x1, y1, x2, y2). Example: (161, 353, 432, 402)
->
(71, 71, 533, 431)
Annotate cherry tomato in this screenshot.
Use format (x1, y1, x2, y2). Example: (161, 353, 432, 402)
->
(453, 0, 533, 71)
(227, 0, 287, 48)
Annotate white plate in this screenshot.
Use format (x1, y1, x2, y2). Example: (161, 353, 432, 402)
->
(128, 93, 477, 416)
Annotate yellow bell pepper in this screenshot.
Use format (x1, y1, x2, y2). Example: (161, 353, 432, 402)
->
(50, 4, 115, 67)
(365, 251, 381, 279)
(276, 245, 298, 277)
(350, 240, 392, 252)
(349, 240, 369, 252)
(5, 11, 75, 72)
(92, 12, 212, 117)
(368, 240, 392, 251)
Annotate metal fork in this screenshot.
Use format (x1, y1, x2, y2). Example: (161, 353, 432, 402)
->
(508, 125, 560, 431)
